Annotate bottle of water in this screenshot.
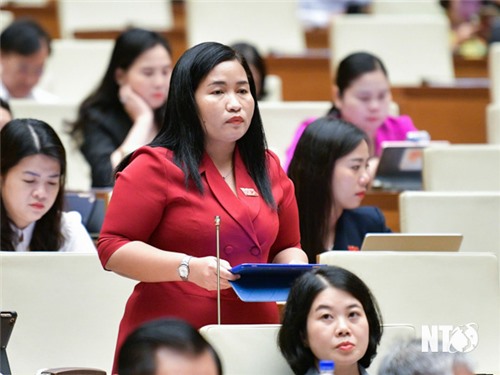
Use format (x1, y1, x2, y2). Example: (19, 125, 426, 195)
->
(318, 360, 335, 374)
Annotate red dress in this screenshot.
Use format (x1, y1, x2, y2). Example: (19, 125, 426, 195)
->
(97, 146, 301, 371)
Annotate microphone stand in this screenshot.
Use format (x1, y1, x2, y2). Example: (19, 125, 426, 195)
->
(214, 215, 221, 325)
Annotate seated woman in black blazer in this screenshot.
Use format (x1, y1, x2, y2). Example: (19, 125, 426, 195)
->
(288, 117, 391, 262)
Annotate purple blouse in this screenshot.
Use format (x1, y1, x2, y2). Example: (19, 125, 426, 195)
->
(284, 115, 417, 171)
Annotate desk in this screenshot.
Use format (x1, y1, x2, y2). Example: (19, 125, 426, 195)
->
(392, 85, 489, 144)
(266, 51, 332, 101)
(1, 0, 60, 37)
(362, 190, 400, 232)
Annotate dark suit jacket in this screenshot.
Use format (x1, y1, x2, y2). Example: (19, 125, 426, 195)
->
(80, 107, 132, 188)
(333, 206, 392, 251)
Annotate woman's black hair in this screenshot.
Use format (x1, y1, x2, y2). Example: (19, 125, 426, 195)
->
(71, 28, 171, 139)
(230, 42, 267, 100)
(1, 118, 66, 251)
(328, 51, 388, 117)
(0, 98, 12, 115)
(287, 117, 371, 262)
(278, 266, 383, 374)
(118, 318, 223, 375)
(118, 41, 275, 207)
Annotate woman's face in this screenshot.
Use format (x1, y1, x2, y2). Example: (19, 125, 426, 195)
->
(195, 60, 255, 149)
(332, 140, 371, 212)
(306, 286, 370, 372)
(1, 154, 61, 229)
(118, 44, 172, 109)
(335, 69, 392, 138)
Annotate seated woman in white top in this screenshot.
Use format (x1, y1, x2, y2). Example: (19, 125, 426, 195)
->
(1, 118, 95, 252)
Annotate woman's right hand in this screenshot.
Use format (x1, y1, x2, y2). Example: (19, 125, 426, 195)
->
(119, 84, 153, 123)
(187, 256, 240, 291)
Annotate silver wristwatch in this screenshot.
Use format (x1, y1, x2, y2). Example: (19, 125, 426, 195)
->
(178, 255, 192, 281)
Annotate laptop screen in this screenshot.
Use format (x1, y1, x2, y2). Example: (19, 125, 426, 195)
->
(373, 141, 449, 191)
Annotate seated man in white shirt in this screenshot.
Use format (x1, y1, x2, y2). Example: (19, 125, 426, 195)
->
(0, 18, 58, 102)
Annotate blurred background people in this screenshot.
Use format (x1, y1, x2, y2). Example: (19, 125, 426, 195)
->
(0, 18, 57, 102)
(278, 265, 383, 375)
(1, 118, 95, 252)
(288, 117, 391, 261)
(118, 318, 223, 375)
(298, 0, 372, 29)
(230, 42, 268, 100)
(284, 52, 418, 176)
(377, 338, 475, 375)
(71, 28, 173, 188)
(440, 0, 500, 58)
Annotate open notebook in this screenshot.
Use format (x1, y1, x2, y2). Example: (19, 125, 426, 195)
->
(361, 233, 463, 252)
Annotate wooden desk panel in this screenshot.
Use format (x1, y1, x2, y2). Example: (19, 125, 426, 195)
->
(363, 190, 400, 232)
(1, 0, 60, 38)
(392, 86, 489, 144)
(453, 56, 488, 78)
(266, 54, 332, 101)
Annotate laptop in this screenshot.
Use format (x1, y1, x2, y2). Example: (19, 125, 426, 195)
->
(361, 233, 463, 252)
(372, 140, 449, 191)
(1, 311, 17, 375)
(64, 192, 105, 239)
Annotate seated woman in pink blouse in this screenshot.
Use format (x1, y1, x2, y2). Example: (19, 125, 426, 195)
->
(284, 52, 417, 174)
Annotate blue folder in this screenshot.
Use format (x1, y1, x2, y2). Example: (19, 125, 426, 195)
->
(229, 263, 325, 302)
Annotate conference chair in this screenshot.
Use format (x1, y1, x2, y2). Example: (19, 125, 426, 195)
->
(399, 191, 500, 253)
(57, 0, 173, 39)
(9, 100, 90, 191)
(487, 103, 500, 144)
(200, 324, 291, 375)
(422, 144, 500, 191)
(0, 253, 136, 374)
(0, 10, 13, 33)
(37, 39, 114, 104)
(261, 74, 283, 102)
(329, 14, 454, 86)
(199, 323, 415, 375)
(370, 0, 445, 15)
(258, 101, 331, 164)
(318, 251, 500, 374)
(185, 0, 306, 54)
(489, 42, 500, 104)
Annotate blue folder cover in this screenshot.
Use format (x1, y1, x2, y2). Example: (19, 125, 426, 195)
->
(229, 263, 325, 302)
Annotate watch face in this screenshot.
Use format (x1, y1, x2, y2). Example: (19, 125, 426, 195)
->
(179, 265, 189, 279)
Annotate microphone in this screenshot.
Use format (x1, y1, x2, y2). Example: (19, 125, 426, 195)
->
(214, 215, 221, 325)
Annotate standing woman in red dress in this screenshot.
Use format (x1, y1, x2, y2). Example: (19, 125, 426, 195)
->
(97, 41, 308, 372)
